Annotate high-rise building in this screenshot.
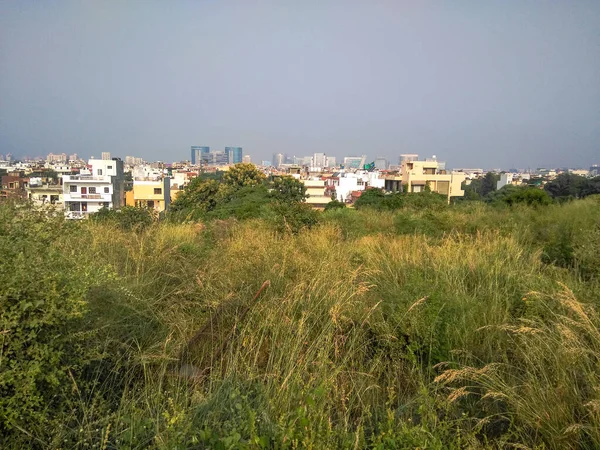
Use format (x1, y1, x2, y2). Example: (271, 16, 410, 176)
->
(272, 153, 285, 167)
(243, 155, 252, 164)
(226, 147, 242, 164)
(213, 151, 229, 166)
(374, 157, 388, 170)
(191, 146, 210, 165)
(101, 152, 111, 161)
(343, 156, 366, 169)
(325, 156, 336, 168)
(312, 153, 326, 168)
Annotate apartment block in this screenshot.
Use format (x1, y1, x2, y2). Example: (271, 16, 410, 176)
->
(125, 177, 171, 213)
(63, 158, 124, 219)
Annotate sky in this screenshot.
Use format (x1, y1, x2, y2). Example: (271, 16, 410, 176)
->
(1, 1, 599, 169)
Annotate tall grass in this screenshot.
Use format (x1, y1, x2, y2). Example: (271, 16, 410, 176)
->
(2, 197, 600, 448)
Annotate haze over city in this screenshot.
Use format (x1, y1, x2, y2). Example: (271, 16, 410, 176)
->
(1, 1, 599, 169)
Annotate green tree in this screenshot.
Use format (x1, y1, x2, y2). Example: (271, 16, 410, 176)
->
(481, 172, 499, 197)
(170, 178, 220, 215)
(221, 163, 266, 190)
(270, 176, 307, 203)
(544, 173, 594, 200)
(353, 188, 385, 210)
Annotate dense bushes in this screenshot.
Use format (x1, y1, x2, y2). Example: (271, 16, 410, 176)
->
(1, 196, 600, 447)
(0, 207, 107, 442)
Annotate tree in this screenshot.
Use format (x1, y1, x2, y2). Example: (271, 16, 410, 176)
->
(545, 173, 598, 200)
(170, 178, 220, 215)
(494, 186, 552, 206)
(353, 188, 385, 210)
(270, 176, 307, 203)
(221, 163, 266, 190)
(481, 172, 499, 197)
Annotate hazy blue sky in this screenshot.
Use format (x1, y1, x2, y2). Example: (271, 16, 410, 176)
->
(1, 1, 599, 168)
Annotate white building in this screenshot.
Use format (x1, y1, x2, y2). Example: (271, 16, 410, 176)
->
(63, 158, 124, 219)
(327, 170, 384, 202)
(497, 173, 514, 190)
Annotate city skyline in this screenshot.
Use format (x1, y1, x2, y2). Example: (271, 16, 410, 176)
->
(1, 2, 599, 169)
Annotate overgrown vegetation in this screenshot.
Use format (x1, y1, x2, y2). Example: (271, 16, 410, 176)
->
(1, 189, 600, 448)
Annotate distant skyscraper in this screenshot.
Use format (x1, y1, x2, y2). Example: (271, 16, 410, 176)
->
(343, 156, 366, 169)
(102, 152, 111, 160)
(191, 146, 210, 165)
(374, 157, 388, 170)
(312, 153, 326, 168)
(272, 153, 285, 167)
(226, 147, 242, 164)
(325, 156, 336, 168)
(243, 154, 252, 163)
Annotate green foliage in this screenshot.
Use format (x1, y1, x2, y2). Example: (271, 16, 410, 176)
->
(266, 201, 319, 233)
(489, 185, 552, 206)
(0, 205, 106, 442)
(90, 205, 155, 230)
(353, 187, 386, 209)
(169, 177, 220, 218)
(481, 172, 499, 197)
(323, 199, 346, 211)
(208, 185, 272, 220)
(270, 175, 307, 203)
(4, 196, 600, 448)
(354, 188, 447, 211)
(545, 173, 600, 200)
(221, 163, 266, 191)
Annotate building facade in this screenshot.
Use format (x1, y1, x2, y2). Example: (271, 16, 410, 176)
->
(191, 146, 210, 165)
(226, 147, 243, 164)
(63, 158, 124, 219)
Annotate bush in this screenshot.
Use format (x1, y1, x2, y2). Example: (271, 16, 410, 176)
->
(323, 199, 346, 211)
(90, 206, 155, 231)
(0, 205, 106, 443)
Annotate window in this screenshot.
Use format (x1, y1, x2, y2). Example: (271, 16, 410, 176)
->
(154, 188, 162, 195)
(97, 169, 103, 175)
(89, 187, 96, 194)
(107, 165, 112, 170)
(104, 187, 109, 193)
(70, 185, 77, 192)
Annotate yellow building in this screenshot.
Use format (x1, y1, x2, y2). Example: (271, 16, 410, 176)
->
(301, 178, 332, 207)
(385, 157, 465, 202)
(126, 178, 171, 213)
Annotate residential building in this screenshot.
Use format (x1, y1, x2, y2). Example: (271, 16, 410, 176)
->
(46, 153, 67, 163)
(226, 147, 243, 164)
(191, 146, 210, 165)
(101, 152, 111, 161)
(1, 175, 29, 200)
(384, 155, 465, 201)
(26, 180, 63, 208)
(497, 173, 514, 190)
(302, 178, 331, 207)
(63, 158, 124, 219)
(126, 177, 171, 213)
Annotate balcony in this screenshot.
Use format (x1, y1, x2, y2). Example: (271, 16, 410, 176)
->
(64, 193, 111, 202)
(63, 175, 110, 182)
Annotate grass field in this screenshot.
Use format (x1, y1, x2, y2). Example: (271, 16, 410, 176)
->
(1, 197, 600, 448)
